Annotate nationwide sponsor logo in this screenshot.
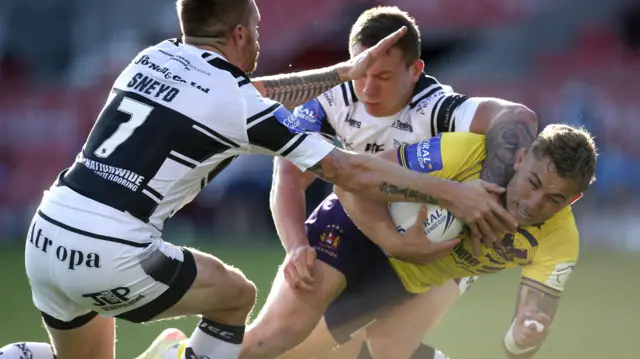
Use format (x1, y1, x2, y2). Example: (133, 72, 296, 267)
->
(78, 155, 144, 192)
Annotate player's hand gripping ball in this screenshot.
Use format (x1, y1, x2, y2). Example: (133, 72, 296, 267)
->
(390, 202, 465, 243)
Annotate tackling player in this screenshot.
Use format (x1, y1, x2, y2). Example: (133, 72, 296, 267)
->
(136, 5, 538, 359)
(0, 1, 520, 359)
(242, 124, 596, 359)
(243, 6, 538, 359)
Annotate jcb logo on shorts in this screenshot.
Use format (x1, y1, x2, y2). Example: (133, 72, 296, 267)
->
(82, 287, 144, 311)
(29, 222, 101, 270)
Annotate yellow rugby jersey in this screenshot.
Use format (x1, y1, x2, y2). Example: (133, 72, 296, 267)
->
(391, 133, 579, 298)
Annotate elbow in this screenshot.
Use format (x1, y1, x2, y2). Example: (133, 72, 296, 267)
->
(505, 104, 538, 132)
(515, 105, 538, 126)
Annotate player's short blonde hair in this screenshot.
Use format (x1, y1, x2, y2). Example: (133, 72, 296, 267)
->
(530, 124, 598, 192)
(349, 6, 421, 64)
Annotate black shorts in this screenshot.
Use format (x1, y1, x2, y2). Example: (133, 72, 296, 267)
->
(305, 194, 416, 344)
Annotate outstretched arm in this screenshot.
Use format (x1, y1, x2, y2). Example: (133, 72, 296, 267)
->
(503, 284, 560, 359)
(253, 68, 344, 109)
(252, 27, 407, 108)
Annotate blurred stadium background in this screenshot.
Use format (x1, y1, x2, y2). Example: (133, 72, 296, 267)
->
(0, 0, 638, 357)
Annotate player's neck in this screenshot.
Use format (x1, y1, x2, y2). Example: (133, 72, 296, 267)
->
(182, 35, 243, 70)
(377, 88, 414, 118)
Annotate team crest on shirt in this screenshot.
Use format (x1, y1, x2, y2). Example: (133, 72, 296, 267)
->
(319, 224, 342, 250)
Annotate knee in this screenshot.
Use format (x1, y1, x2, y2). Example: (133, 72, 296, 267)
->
(200, 258, 257, 314)
(226, 265, 257, 312)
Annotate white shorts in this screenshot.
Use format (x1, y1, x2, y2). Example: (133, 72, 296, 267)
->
(25, 210, 197, 330)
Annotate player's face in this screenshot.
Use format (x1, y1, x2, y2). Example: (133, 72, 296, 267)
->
(351, 43, 422, 117)
(237, 0, 261, 72)
(505, 150, 581, 226)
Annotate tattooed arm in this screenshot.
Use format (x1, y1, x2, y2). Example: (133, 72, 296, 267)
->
(307, 148, 437, 203)
(252, 68, 345, 109)
(308, 146, 515, 240)
(476, 100, 538, 188)
(252, 26, 407, 108)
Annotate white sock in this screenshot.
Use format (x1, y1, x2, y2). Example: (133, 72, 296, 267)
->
(433, 349, 450, 359)
(182, 318, 245, 359)
(0, 342, 55, 359)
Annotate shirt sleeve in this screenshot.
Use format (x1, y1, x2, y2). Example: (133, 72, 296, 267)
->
(291, 96, 337, 142)
(243, 88, 335, 171)
(412, 85, 481, 134)
(396, 132, 486, 180)
(521, 216, 580, 298)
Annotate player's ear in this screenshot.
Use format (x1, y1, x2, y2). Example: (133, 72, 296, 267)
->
(410, 59, 424, 81)
(232, 23, 247, 46)
(513, 148, 527, 171)
(569, 193, 583, 205)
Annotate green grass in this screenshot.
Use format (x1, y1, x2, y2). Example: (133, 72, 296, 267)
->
(0, 243, 636, 358)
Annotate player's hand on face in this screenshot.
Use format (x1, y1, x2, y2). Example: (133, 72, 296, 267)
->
(341, 26, 407, 81)
(283, 244, 317, 292)
(388, 205, 460, 265)
(440, 179, 517, 256)
(513, 307, 552, 349)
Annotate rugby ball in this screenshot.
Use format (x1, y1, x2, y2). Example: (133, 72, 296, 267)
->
(390, 202, 465, 243)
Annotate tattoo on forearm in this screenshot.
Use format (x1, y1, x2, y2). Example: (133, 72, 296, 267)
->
(481, 118, 536, 188)
(379, 182, 432, 202)
(254, 69, 342, 109)
(516, 285, 560, 319)
(307, 150, 341, 182)
(309, 150, 433, 203)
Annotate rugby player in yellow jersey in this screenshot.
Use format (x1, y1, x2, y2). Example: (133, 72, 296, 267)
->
(228, 123, 595, 359)
(142, 124, 595, 359)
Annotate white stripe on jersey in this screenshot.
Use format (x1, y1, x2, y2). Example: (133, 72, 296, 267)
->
(191, 124, 238, 148)
(169, 150, 200, 167)
(277, 132, 306, 156)
(142, 189, 162, 203)
(41, 38, 334, 239)
(246, 103, 281, 129)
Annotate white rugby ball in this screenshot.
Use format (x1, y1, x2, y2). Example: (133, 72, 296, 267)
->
(390, 202, 465, 243)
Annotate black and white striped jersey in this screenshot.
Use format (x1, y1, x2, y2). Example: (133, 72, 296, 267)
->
(41, 39, 334, 239)
(292, 74, 482, 154)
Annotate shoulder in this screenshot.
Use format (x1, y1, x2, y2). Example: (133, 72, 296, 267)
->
(318, 82, 358, 111)
(535, 207, 580, 259)
(409, 74, 453, 111)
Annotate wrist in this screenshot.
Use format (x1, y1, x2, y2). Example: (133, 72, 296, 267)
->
(504, 321, 538, 357)
(283, 240, 310, 253)
(334, 64, 350, 82)
(376, 229, 404, 257)
(428, 179, 458, 205)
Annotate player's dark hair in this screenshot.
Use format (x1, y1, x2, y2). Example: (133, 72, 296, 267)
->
(531, 124, 598, 193)
(349, 6, 421, 65)
(176, 0, 252, 40)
